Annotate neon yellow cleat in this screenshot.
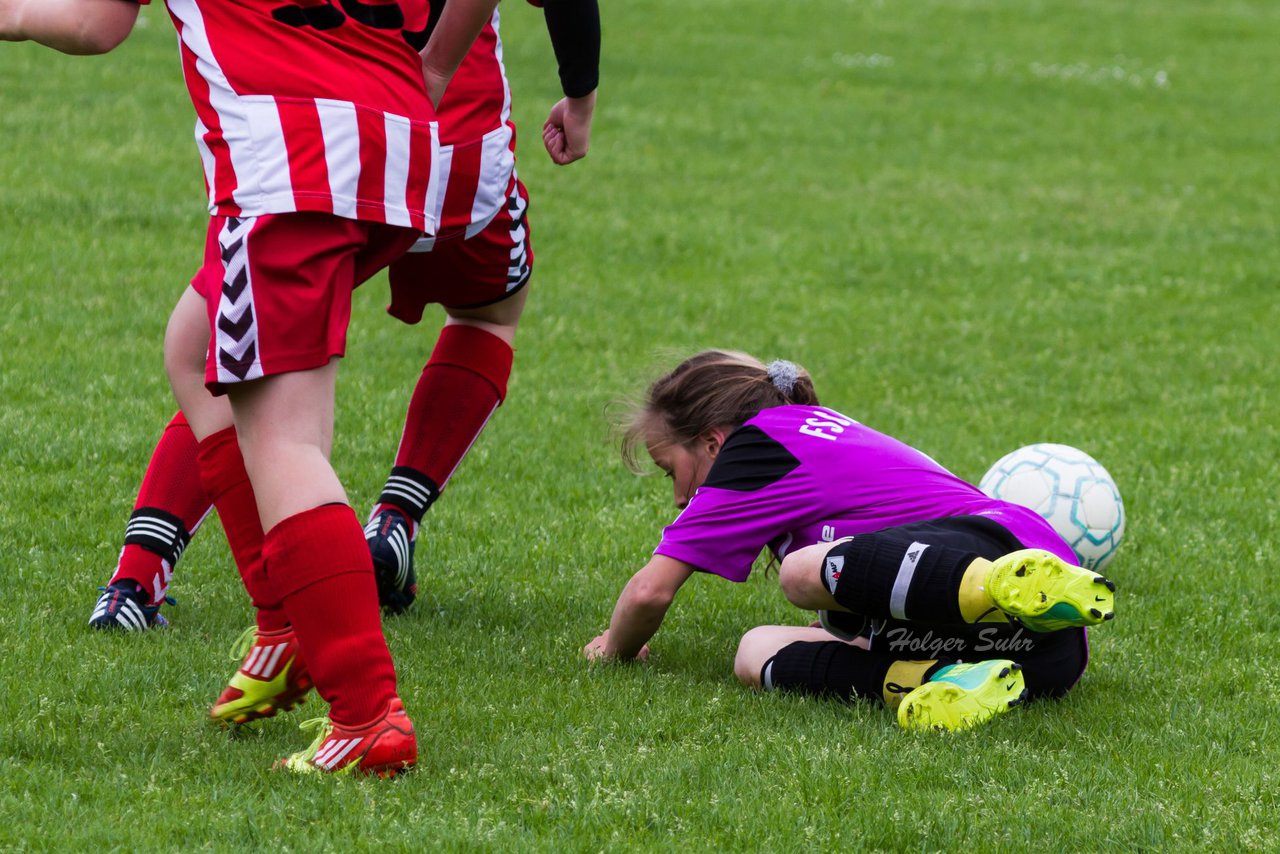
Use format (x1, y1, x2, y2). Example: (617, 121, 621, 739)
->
(898, 659, 1026, 732)
(210, 626, 313, 725)
(987, 549, 1116, 632)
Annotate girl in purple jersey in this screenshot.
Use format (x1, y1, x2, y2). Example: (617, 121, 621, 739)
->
(585, 350, 1117, 731)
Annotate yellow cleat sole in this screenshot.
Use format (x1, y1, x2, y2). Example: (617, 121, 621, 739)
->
(987, 549, 1116, 632)
(211, 695, 307, 726)
(898, 661, 1027, 732)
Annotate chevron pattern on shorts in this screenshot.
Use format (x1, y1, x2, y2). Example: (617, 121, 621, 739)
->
(215, 216, 263, 383)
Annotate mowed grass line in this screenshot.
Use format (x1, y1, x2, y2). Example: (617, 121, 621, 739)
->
(2, 0, 1278, 849)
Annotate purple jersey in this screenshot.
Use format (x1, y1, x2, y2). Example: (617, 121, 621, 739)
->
(654, 405, 1073, 581)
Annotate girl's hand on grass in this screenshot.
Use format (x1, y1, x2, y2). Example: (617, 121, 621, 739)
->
(584, 630, 650, 662)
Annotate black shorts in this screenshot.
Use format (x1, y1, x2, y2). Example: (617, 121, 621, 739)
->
(840, 515, 1089, 699)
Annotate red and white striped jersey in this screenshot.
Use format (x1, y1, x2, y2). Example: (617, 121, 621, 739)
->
(148, 0, 442, 232)
(431, 7, 519, 234)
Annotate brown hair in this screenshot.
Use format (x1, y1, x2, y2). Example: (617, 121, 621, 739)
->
(618, 349, 819, 472)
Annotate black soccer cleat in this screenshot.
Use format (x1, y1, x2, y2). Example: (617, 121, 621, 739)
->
(88, 580, 168, 631)
(364, 508, 418, 616)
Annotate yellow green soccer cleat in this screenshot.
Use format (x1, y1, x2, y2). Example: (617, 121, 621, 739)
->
(986, 549, 1116, 632)
(210, 626, 313, 725)
(897, 660, 1027, 732)
(276, 697, 417, 778)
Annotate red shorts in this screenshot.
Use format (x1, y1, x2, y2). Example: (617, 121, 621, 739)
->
(385, 177, 532, 324)
(192, 212, 418, 392)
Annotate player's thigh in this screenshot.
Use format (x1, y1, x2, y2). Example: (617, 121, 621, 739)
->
(778, 539, 852, 609)
(165, 286, 231, 440)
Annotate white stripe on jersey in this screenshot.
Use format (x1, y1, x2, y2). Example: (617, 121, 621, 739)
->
(492, 7, 513, 146)
(383, 115, 414, 228)
(193, 116, 217, 210)
(422, 122, 443, 234)
(317, 99, 362, 220)
(468, 7, 515, 228)
(472, 124, 515, 228)
(424, 144, 454, 237)
(241, 96, 295, 210)
(167, 0, 261, 213)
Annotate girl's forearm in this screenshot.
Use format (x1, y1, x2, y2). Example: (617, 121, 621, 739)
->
(603, 590, 671, 659)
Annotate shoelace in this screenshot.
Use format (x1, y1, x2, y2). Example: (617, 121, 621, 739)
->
(228, 625, 259, 662)
(95, 587, 177, 608)
(291, 716, 335, 765)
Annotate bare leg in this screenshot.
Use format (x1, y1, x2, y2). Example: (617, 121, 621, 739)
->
(164, 287, 231, 442)
(733, 625, 867, 689)
(443, 283, 528, 342)
(226, 359, 342, 532)
(777, 541, 850, 611)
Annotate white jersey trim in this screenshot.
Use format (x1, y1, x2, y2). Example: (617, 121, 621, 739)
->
(316, 99, 361, 220)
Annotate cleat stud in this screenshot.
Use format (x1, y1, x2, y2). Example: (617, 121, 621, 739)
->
(998, 666, 1011, 678)
(1104, 612, 1115, 621)
(1090, 608, 1102, 619)
(1011, 663, 1022, 671)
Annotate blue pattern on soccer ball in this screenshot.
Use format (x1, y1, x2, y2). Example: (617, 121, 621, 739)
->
(978, 443, 1125, 572)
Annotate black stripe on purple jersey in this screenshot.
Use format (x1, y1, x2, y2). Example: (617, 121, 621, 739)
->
(703, 426, 801, 492)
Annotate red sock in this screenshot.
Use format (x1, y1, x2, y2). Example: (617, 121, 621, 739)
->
(196, 426, 288, 633)
(263, 504, 397, 725)
(111, 411, 214, 606)
(374, 324, 513, 527)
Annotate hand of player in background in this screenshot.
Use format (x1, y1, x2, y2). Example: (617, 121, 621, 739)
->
(584, 628, 650, 662)
(543, 90, 596, 165)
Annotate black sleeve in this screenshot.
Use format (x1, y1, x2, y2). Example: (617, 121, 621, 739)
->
(702, 426, 802, 492)
(541, 0, 600, 98)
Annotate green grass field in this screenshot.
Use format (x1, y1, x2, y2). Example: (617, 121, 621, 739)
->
(2, 0, 1279, 849)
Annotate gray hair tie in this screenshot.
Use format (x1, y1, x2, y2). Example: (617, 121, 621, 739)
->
(766, 360, 800, 397)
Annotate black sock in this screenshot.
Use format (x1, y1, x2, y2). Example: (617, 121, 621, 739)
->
(376, 466, 439, 524)
(762, 641, 892, 703)
(823, 535, 978, 624)
(762, 641, 952, 707)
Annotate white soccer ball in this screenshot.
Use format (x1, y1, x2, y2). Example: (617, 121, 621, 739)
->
(978, 443, 1125, 572)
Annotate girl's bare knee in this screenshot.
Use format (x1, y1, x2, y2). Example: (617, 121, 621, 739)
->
(734, 627, 777, 688)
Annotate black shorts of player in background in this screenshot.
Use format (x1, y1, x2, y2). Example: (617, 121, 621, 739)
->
(773, 516, 1088, 702)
